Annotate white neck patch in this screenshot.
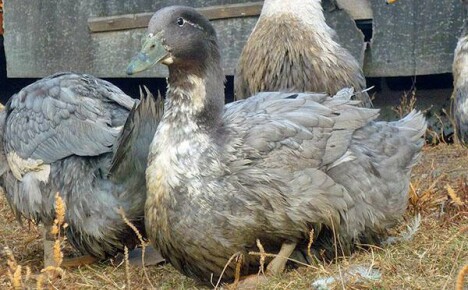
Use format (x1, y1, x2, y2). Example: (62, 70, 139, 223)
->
(260, 0, 329, 32)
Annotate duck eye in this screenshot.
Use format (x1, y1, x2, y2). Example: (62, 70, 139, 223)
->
(177, 17, 185, 27)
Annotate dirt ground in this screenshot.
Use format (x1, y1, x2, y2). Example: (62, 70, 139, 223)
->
(0, 143, 467, 290)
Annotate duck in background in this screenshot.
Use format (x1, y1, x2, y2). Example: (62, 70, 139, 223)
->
(235, 0, 372, 107)
(127, 6, 426, 284)
(0, 72, 163, 266)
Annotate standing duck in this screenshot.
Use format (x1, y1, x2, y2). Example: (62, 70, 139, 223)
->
(127, 6, 426, 283)
(0, 72, 162, 265)
(453, 0, 468, 144)
(234, 0, 372, 107)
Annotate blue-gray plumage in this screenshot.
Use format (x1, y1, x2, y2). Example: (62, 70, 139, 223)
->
(0, 72, 162, 260)
(127, 6, 426, 284)
(453, 0, 468, 144)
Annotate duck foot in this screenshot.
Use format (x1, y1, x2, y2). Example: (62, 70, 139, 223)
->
(114, 245, 166, 267)
(128, 245, 166, 266)
(231, 274, 269, 289)
(266, 242, 296, 274)
(229, 242, 297, 289)
(61, 255, 98, 267)
(42, 225, 98, 268)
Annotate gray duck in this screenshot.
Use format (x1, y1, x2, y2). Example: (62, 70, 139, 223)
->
(0, 72, 162, 265)
(127, 6, 426, 283)
(453, 0, 468, 144)
(235, 0, 372, 107)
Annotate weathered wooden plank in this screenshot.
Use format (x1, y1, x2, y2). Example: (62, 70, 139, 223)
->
(4, 0, 366, 78)
(4, 0, 255, 77)
(88, 12, 153, 33)
(199, 2, 262, 21)
(365, 0, 463, 77)
(323, 0, 366, 67)
(335, 0, 373, 20)
(88, 2, 263, 33)
(7, 0, 461, 78)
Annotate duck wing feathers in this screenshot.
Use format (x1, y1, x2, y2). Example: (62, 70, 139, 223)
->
(224, 89, 378, 170)
(4, 72, 135, 164)
(220, 88, 425, 243)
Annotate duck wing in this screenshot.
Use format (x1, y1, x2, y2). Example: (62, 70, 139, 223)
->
(4, 73, 135, 166)
(221, 89, 424, 256)
(223, 89, 378, 170)
(220, 89, 378, 228)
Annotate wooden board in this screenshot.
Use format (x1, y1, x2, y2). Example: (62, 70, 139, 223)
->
(3, 0, 364, 78)
(335, 0, 373, 20)
(88, 12, 153, 33)
(3, 0, 255, 78)
(365, 0, 463, 77)
(323, 0, 366, 67)
(4, 0, 462, 78)
(88, 2, 263, 33)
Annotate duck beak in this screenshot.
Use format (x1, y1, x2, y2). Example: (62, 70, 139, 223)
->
(127, 32, 172, 75)
(385, 0, 398, 4)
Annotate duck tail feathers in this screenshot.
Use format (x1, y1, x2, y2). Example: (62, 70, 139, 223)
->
(394, 110, 427, 144)
(393, 110, 427, 168)
(110, 86, 163, 180)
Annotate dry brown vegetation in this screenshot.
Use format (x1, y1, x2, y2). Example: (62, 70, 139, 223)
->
(0, 144, 466, 289)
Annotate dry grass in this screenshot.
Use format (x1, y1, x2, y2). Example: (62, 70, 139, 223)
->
(0, 144, 467, 289)
(392, 88, 417, 119)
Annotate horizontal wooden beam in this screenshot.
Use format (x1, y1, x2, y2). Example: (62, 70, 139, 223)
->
(200, 1, 262, 20)
(88, 2, 263, 33)
(88, 12, 153, 33)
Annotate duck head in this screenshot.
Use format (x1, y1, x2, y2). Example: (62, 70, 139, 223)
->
(127, 6, 218, 75)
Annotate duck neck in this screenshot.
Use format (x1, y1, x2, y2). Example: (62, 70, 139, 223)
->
(260, 0, 328, 31)
(146, 56, 225, 212)
(164, 59, 225, 133)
